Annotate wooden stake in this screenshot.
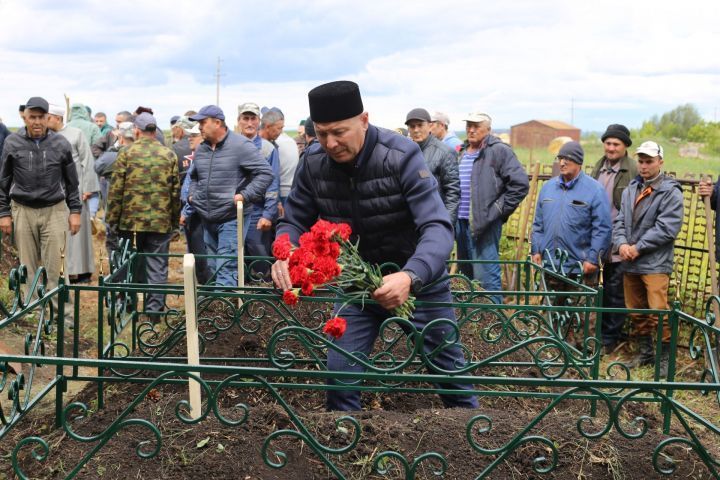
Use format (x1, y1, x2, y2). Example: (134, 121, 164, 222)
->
(237, 201, 244, 308)
(510, 162, 541, 290)
(702, 176, 720, 366)
(64, 94, 71, 122)
(183, 254, 202, 419)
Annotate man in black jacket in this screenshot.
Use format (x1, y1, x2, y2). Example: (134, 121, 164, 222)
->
(272, 81, 477, 411)
(405, 107, 460, 224)
(0, 96, 81, 325)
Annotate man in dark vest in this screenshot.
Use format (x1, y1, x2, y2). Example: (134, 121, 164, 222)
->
(271, 80, 477, 411)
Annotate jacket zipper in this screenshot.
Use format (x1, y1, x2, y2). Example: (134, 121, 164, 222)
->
(349, 175, 362, 236)
(206, 148, 214, 216)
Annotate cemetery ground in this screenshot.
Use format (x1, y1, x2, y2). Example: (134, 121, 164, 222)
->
(1, 232, 719, 479)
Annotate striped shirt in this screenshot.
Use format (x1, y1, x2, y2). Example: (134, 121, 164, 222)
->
(458, 150, 480, 219)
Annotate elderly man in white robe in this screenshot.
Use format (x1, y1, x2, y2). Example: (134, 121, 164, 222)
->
(47, 104, 100, 283)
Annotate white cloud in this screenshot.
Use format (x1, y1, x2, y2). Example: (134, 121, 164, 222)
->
(1, 0, 719, 131)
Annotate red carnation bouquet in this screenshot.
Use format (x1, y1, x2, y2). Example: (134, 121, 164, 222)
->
(272, 219, 416, 321)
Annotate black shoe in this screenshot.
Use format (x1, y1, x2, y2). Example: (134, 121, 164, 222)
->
(626, 335, 654, 368)
(658, 343, 670, 378)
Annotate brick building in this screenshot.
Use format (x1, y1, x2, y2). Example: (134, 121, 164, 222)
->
(510, 120, 580, 148)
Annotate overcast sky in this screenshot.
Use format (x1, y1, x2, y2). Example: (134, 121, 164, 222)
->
(1, 0, 719, 132)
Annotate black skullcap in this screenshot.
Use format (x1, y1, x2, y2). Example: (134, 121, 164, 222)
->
(601, 124, 632, 147)
(304, 116, 315, 137)
(308, 80, 363, 123)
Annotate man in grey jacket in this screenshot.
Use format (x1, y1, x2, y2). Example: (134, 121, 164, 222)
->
(613, 141, 683, 375)
(188, 105, 273, 287)
(405, 108, 460, 224)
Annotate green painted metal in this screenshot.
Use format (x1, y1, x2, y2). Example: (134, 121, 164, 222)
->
(1, 246, 719, 478)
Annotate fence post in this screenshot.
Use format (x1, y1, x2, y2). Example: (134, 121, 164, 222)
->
(662, 302, 681, 434)
(183, 254, 202, 419)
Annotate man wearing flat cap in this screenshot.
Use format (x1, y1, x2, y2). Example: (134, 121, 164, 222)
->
(188, 105, 274, 287)
(272, 80, 477, 411)
(532, 142, 612, 344)
(457, 112, 529, 303)
(590, 124, 638, 354)
(0, 96, 81, 327)
(405, 107, 460, 225)
(106, 112, 180, 318)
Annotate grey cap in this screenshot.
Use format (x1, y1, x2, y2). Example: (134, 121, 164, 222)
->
(25, 96, 49, 113)
(405, 108, 431, 125)
(118, 121, 135, 138)
(557, 141, 584, 165)
(133, 112, 157, 131)
(175, 115, 197, 133)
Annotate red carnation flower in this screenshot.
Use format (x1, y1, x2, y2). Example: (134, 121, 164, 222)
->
(335, 223, 352, 241)
(311, 219, 336, 242)
(322, 316, 347, 339)
(301, 281, 314, 296)
(282, 289, 299, 306)
(289, 265, 311, 285)
(272, 233, 293, 260)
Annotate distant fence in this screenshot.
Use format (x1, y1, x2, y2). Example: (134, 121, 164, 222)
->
(503, 163, 714, 317)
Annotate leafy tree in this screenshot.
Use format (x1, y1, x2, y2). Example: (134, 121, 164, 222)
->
(646, 103, 702, 139)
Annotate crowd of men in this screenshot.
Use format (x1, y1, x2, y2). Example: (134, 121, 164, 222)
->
(0, 82, 711, 409)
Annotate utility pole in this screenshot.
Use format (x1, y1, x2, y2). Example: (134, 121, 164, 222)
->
(215, 57, 223, 105)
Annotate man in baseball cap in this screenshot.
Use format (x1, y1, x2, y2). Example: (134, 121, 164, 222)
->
(430, 111, 463, 151)
(614, 139, 681, 375)
(272, 80, 478, 411)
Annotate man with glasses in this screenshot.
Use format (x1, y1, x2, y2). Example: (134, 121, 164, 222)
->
(531, 142, 611, 321)
(456, 112, 528, 303)
(590, 124, 637, 354)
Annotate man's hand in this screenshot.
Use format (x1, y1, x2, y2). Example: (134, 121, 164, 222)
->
(619, 244, 639, 262)
(531, 253, 542, 266)
(68, 213, 81, 235)
(698, 180, 714, 197)
(372, 271, 412, 310)
(234, 193, 244, 205)
(0, 216, 12, 236)
(82, 192, 92, 201)
(257, 217, 272, 231)
(278, 202, 285, 218)
(583, 261, 599, 275)
(179, 214, 186, 226)
(271, 259, 292, 291)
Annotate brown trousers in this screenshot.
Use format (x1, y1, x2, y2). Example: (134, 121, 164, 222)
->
(11, 201, 72, 321)
(623, 273, 671, 343)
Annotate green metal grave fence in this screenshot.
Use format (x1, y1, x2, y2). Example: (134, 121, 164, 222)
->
(0, 246, 719, 478)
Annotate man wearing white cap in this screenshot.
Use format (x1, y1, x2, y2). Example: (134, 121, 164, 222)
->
(47, 105, 100, 283)
(613, 140, 683, 376)
(430, 111, 463, 151)
(456, 112, 528, 303)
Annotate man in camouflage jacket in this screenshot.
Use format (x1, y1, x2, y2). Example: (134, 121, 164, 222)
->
(107, 113, 179, 316)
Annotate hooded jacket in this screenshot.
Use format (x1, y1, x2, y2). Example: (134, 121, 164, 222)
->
(0, 128, 81, 216)
(613, 174, 683, 274)
(67, 104, 102, 148)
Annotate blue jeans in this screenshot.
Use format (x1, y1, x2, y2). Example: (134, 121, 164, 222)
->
(183, 213, 211, 285)
(456, 218, 503, 304)
(202, 216, 251, 286)
(326, 299, 478, 411)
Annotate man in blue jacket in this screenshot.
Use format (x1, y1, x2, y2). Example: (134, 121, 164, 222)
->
(613, 141, 683, 376)
(188, 105, 273, 287)
(531, 141, 612, 279)
(271, 80, 477, 411)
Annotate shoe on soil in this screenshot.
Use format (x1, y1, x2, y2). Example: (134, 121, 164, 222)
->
(626, 335, 654, 369)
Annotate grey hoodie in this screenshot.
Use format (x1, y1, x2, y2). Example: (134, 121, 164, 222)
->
(613, 174, 683, 274)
